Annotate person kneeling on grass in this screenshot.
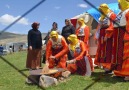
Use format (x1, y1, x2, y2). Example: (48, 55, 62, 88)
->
(44, 31, 71, 78)
(66, 34, 92, 76)
(45, 31, 68, 69)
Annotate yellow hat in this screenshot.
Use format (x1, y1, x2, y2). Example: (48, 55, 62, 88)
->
(67, 34, 78, 45)
(118, 0, 129, 11)
(77, 18, 85, 24)
(99, 3, 111, 21)
(67, 34, 79, 51)
(50, 31, 58, 38)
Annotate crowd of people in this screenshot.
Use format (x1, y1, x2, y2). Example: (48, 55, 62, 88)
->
(26, 0, 129, 82)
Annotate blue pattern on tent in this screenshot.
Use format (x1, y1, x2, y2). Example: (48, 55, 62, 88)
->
(87, 3, 120, 22)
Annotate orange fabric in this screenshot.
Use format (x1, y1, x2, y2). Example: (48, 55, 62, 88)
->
(67, 41, 93, 74)
(48, 55, 67, 69)
(75, 41, 86, 60)
(105, 12, 116, 38)
(114, 59, 129, 76)
(114, 36, 129, 76)
(46, 36, 68, 69)
(124, 11, 129, 40)
(76, 26, 90, 44)
(54, 37, 68, 59)
(123, 42, 129, 60)
(101, 63, 111, 70)
(46, 37, 68, 60)
(67, 64, 77, 74)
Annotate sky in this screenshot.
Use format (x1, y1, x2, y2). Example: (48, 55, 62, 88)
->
(0, 0, 117, 35)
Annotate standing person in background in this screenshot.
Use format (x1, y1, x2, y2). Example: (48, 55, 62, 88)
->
(94, 3, 116, 74)
(76, 18, 90, 53)
(26, 22, 42, 69)
(61, 19, 75, 60)
(44, 22, 60, 45)
(61, 19, 75, 44)
(113, 0, 129, 81)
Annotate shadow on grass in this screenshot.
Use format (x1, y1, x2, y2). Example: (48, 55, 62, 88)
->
(84, 68, 125, 90)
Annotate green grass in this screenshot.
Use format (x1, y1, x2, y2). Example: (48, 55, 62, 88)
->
(0, 51, 129, 90)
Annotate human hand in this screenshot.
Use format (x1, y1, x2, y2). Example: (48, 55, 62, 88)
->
(66, 59, 76, 64)
(45, 60, 49, 66)
(104, 37, 107, 42)
(29, 46, 32, 50)
(49, 56, 56, 59)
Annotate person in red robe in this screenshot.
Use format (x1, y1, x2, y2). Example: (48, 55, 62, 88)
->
(76, 18, 90, 52)
(45, 31, 68, 69)
(66, 34, 93, 76)
(94, 3, 116, 74)
(76, 18, 94, 71)
(113, 0, 129, 81)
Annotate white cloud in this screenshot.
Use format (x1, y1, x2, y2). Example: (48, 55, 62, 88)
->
(5, 4, 10, 9)
(54, 6, 61, 9)
(78, 4, 88, 8)
(0, 14, 29, 25)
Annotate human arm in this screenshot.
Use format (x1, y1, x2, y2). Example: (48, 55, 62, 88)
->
(46, 40, 52, 61)
(75, 41, 86, 60)
(105, 13, 116, 38)
(124, 11, 129, 41)
(54, 37, 69, 59)
(27, 30, 32, 50)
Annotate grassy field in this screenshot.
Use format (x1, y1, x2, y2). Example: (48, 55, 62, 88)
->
(0, 51, 129, 90)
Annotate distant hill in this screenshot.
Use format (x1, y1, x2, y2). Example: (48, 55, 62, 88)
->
(0, 32, 47, 45)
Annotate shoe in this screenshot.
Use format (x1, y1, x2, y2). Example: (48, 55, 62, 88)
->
(124, 77, 129, 81)
(104, 70, 113, 74)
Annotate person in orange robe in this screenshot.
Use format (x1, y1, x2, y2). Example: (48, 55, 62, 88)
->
(76, 18, 94, 71)
(45, 31, 68, 69)
(113, 0, 129, 81)
(66, 34, 92, 76)
(94, 3, 116, 74)
(76, 18, 90, 51)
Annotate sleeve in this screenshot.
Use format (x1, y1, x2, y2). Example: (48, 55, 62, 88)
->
(40, 31, 43, 46)
(61, 27, 64, 36)
(124, 11, 129, 40)
(75, 41, 86, 60)
(28, 30, 31, 47)
(55, 37, 68, 59)
(46, 40, 52, 60)
(84, 26, 90, 44)
(105, 13, 116, 38)
(75, 27, 79, 36)
(71, 25, 75, 34)
(94, 24, 101, 40)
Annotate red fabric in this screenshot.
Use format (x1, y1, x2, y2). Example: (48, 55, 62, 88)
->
(112, 27, 125, 70)
(105, 12, 116, 38)
(67, 58, 86, 76)
(95, 28, 113, 70)
(70, 19, 77, 29)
